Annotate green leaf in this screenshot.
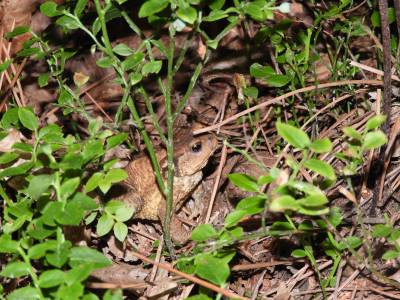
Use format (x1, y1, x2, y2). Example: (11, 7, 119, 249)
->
(71, 193, 97, 211)
(57, 281, 84, 299)
(142, 60, 162, 76)
(17, 47, 41, 58)
(276, 122, 310, 149)
(298, 206, 329, 216)
(227, 173, 258, 192)
(287, 180, 326, 197)
(28, 241, 57, 259)
(139, 0, 169, 18)
(113, 221, 128, 242)
(244, 86, 258, 99)
(74, 0, 88, 17)
(38, 269, 65, 288)
(236, 195, 266, 214)
(0, 161, 34, 179)
(26, 174, 54, 200)
(224, 209, 247, 228)
(382, 250, 400, 260)
(362, 130, 387, 150)
(56, 201, 85, 226)
(270, 195, 300, 212)
(338, 236, 362, 250)
(113, 43, 134, 56)
(129, 73, 143, 85)
(257, 174, 275, 185)
(121, 52, 144, 71)
(219, 226, 244, 242)
(210, 0, 225, 10)
(40, 1, 59, 17)
(327, 207, 343, 228)
(13, 142, 33, 153)
(18, 107, 38, 131)
(303, 159, 336, 181)
(65, 264, 93, 286)
(46, 241, 71, 268)
(107, 133, 128, 149)
(371, 224, 392, 238)
(1, 107, 19, 128)
(96, 57, 114, 68)
(187, 295, 213, 300)
(250, 63, 291, 87)
(104, 200, 125, 213)
(177, 6, 197, 24)
(203, 10, 228, 22)
(0, 59, 11, 73)
(103, 289, 123, 300)
(0, 261, 30, 278)
(365, 115, 386, 131)
(342, 127, 362, 140)
(194, 253, 230, 285)
(0, 152, 19, 164)
(309, 138, 332, 153)
(5, 26, 29, 39)
(7, 287, 41, 300)
(85, 172, 103, 193)
(104, 168, 128, 183)
(243, 2, 270, 21)
(191, 224, 218, 242)
(56, 15, 80, 30)
(264, 73, 291, 87)
(69, 246, 112, 269)
(38, 73, 49, 87)
(98, 169, 127, 193)
(291, 249, 307, 258)
(389, 229, 400, 243)
(97, 214, 114, 236)
(85, 212, 98, 225)
(371, 8, 396, 27)
(114, 205, 135, 222)
(298, 194, 329, 207)
(60, 177, 80, 200)
(82, 140, 104, 163)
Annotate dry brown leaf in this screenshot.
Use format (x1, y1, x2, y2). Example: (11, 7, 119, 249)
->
(0, 128, 22, 152)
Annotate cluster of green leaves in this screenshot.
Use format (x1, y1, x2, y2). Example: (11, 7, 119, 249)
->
(182, 115, 388, 298)
(0, 107, 133, 299)
(337, 114, 387, 175)
(371, 219, 400, 260)
(1, 0, 388, 298)
(138, 0, 291, 49)
(174, 122, 335, 296)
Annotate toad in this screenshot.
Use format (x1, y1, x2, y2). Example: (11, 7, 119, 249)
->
(120, 132, 218, 242)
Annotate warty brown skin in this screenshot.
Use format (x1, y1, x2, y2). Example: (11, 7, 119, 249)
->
(121, 134, 218, 226)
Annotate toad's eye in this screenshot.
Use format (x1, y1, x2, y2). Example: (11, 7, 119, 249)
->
(191, 141, 202, 153)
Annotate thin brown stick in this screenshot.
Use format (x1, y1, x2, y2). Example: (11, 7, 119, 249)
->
(370, 0, 392, 216)
(85, 91, 113, 122)
(129, 250, 249, 300)
(205, 142, 227, 223)
(193, 80, 383, 135)
(231, 260, 299, 271)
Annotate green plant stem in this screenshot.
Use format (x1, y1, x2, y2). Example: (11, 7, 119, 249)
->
(18, 246, 44, 299)
(138, 87, 167, 145)
(162, 26, 177, 256)
(33, 32, 90, 120)
(126, 95, 165, 193)
(120, 10, 143, 38)
(174, 62, 203, 118)
(93, 0, 114, 57)
(88, 1, 167, 196)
